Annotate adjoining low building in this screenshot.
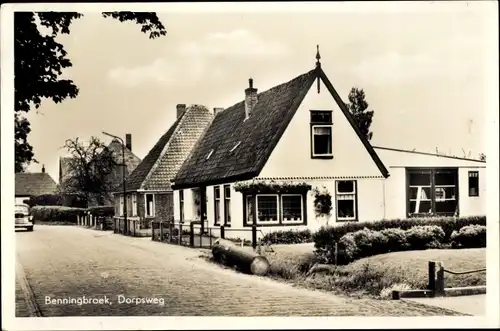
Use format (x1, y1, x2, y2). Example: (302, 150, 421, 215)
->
(15, 165, 57, 205)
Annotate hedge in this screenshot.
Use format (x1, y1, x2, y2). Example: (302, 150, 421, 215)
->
(451, 225, 486, 248)
(261, 229, 313, 245)
(320, 225, 447, 264)
(23, 194, 63, 207)
(31, 206, 87, 223)
(313, 215, 486, 252)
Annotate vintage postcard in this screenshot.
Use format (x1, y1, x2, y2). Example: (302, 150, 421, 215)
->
(1, 1, 499, 330)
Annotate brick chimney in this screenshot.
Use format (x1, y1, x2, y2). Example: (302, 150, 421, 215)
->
(42, 164, 45, 173)
(213, 107, 224, 116)
(177, 104, 186, 118)
(125, 133, 132, 151)
(244, 78, 258, 120)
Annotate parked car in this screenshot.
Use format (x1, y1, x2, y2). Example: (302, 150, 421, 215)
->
(15, 204, 34, 231)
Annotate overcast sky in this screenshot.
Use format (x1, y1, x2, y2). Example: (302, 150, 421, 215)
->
(18, 2, 497, 182)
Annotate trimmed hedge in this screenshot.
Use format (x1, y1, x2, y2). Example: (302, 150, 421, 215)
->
(31, 206, 86, 224)
(313, 215, 486, 252)
(261, 229, 313, 245)
(321, 225, 447, 264)
(451, 225, 486, 248)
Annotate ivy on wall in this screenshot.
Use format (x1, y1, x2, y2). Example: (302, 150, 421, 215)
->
(312, 186, 333, 218)
(234, 180, 312, 194)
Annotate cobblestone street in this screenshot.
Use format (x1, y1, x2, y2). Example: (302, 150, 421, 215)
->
(15, 225, 464, 317)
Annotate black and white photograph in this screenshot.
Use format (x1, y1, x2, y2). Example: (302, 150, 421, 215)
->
(2, 1, 499, 330)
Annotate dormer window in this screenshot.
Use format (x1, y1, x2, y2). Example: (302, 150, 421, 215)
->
(310, 110, 333, 159)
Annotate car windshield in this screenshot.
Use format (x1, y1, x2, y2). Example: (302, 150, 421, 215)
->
(15, 205, 29, 214)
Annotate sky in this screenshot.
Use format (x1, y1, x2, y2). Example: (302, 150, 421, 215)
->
(18, 2, 497, 183)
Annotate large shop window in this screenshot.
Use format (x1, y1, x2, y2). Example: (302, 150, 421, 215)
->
(407, 168, 458, 217)
(335, 180, 357, 221)
(244, 193, 307, 226)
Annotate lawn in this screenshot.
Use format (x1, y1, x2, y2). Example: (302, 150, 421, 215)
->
(261, 245, 486, 299)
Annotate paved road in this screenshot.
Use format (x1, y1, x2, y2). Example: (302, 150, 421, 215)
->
(15, 225, 464, 317)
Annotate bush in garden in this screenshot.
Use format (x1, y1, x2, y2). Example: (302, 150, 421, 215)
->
(261, 229, 313, 245)
(30, 206, 86, 223)
(23, 194, 64, 207)
(405, 225, 445, 250)
(380, 228, 410, 252)
(451, 225, 487, 248)
(86, 205, 114, 217)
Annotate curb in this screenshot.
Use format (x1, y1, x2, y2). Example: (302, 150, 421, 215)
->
(392, 286, 486, 300)
(16, 259, 42, 317)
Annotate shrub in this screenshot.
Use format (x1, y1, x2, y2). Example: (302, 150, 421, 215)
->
(380, 228, 410, 252)
(451, 225, 487, 248)
(261, 229, 313, 245)
(313, 215, 485, 253)
(31, 206, 86, 223)
(405, 225, 445, 250)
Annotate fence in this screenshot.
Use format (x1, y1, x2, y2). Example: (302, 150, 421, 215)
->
(151, 220, 272, 251)
(427, 261, 486, 297)
(113, 217, 152, 237)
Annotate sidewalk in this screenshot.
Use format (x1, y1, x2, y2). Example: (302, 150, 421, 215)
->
(405, 294, 486, 316)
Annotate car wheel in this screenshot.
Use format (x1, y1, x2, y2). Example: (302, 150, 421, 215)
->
(27, 226, 34, 232)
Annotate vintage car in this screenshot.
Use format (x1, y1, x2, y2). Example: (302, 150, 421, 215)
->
(15, 204, 34, 231)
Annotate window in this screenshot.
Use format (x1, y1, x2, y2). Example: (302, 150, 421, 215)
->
(469, 171, 479, 197)
(256, 195, 279, 223)
(132, 194, 137, 216)
(179, 190, 185, 222)
(407, 168, 458, 217)
(281, 194, 303, 223)
(223, 185, 231, 226)
(336, 180, 357, 221)
(145, 194, 155, 217)
(119, 195, 124, 216)
(310, 110, 333, 158)
(213, 186, 221, 225)
(127, 194, 132, 216)
(245, 195, 253, 225)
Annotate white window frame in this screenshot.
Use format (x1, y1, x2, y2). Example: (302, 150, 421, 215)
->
(214, 186, 221, 225)
(336, 180, 357, 221)
(179, 190, 185, 222)
(312, 124, 333, 157)
(119, 195, 124, 216)
(281, 194, 304, 224)
(223, 185, 231, 225)
(132, 193, 137, 216)
(256, 194, 280, 225)
(144, 193, 155, 217)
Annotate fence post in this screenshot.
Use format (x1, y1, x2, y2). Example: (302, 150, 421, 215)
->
(190, 222, 195, 247)
(428, 261, 436, 297)
(252, 224, 257, 250)
(334, 242, 338, 265)
(159, 221, 164, 242)
(179, 223, 182, 245)
(220, 225, 225, 239)
(435, 261, 445, 296)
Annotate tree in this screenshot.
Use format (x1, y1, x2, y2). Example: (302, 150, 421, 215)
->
(14, 12, 166, 172)
(60, 137, 121, 207)
(345, 87, 375, 141)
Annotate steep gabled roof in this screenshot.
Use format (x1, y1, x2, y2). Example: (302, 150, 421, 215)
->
(123, 112, 186, 191)
(106, 139, 142, 174)
(15, 172, 57, 197)
(172, 66, 389, 190)
(118, 105, 214, 192)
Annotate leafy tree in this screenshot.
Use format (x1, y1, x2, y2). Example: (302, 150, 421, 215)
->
(14, 12, 166, 172)
(60, 137, 122, 207)
(345, 87, 375, 141)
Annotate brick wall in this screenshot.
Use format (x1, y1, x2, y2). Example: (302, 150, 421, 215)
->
(155, 192, 174, 223)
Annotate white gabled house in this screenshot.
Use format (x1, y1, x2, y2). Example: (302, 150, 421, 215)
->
(170, 49, 486, 240)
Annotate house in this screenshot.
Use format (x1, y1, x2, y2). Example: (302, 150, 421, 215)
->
(15, 165, 57, 205)
(112, 104, 214, 234)
(170, 48, 487, 240)
(58, 134, 141, 207)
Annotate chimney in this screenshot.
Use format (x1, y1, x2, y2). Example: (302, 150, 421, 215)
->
(177, 104, 186, 118)
(125, 133, 132, 151)
(213, 107, 224, 116)
(244, 78, 258, 119)
(42, 164, 45, 173)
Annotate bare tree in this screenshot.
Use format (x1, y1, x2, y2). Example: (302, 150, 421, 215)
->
(60, 137, 120, 206)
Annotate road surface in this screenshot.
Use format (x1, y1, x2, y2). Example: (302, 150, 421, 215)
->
(15, 225, 464, 317)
